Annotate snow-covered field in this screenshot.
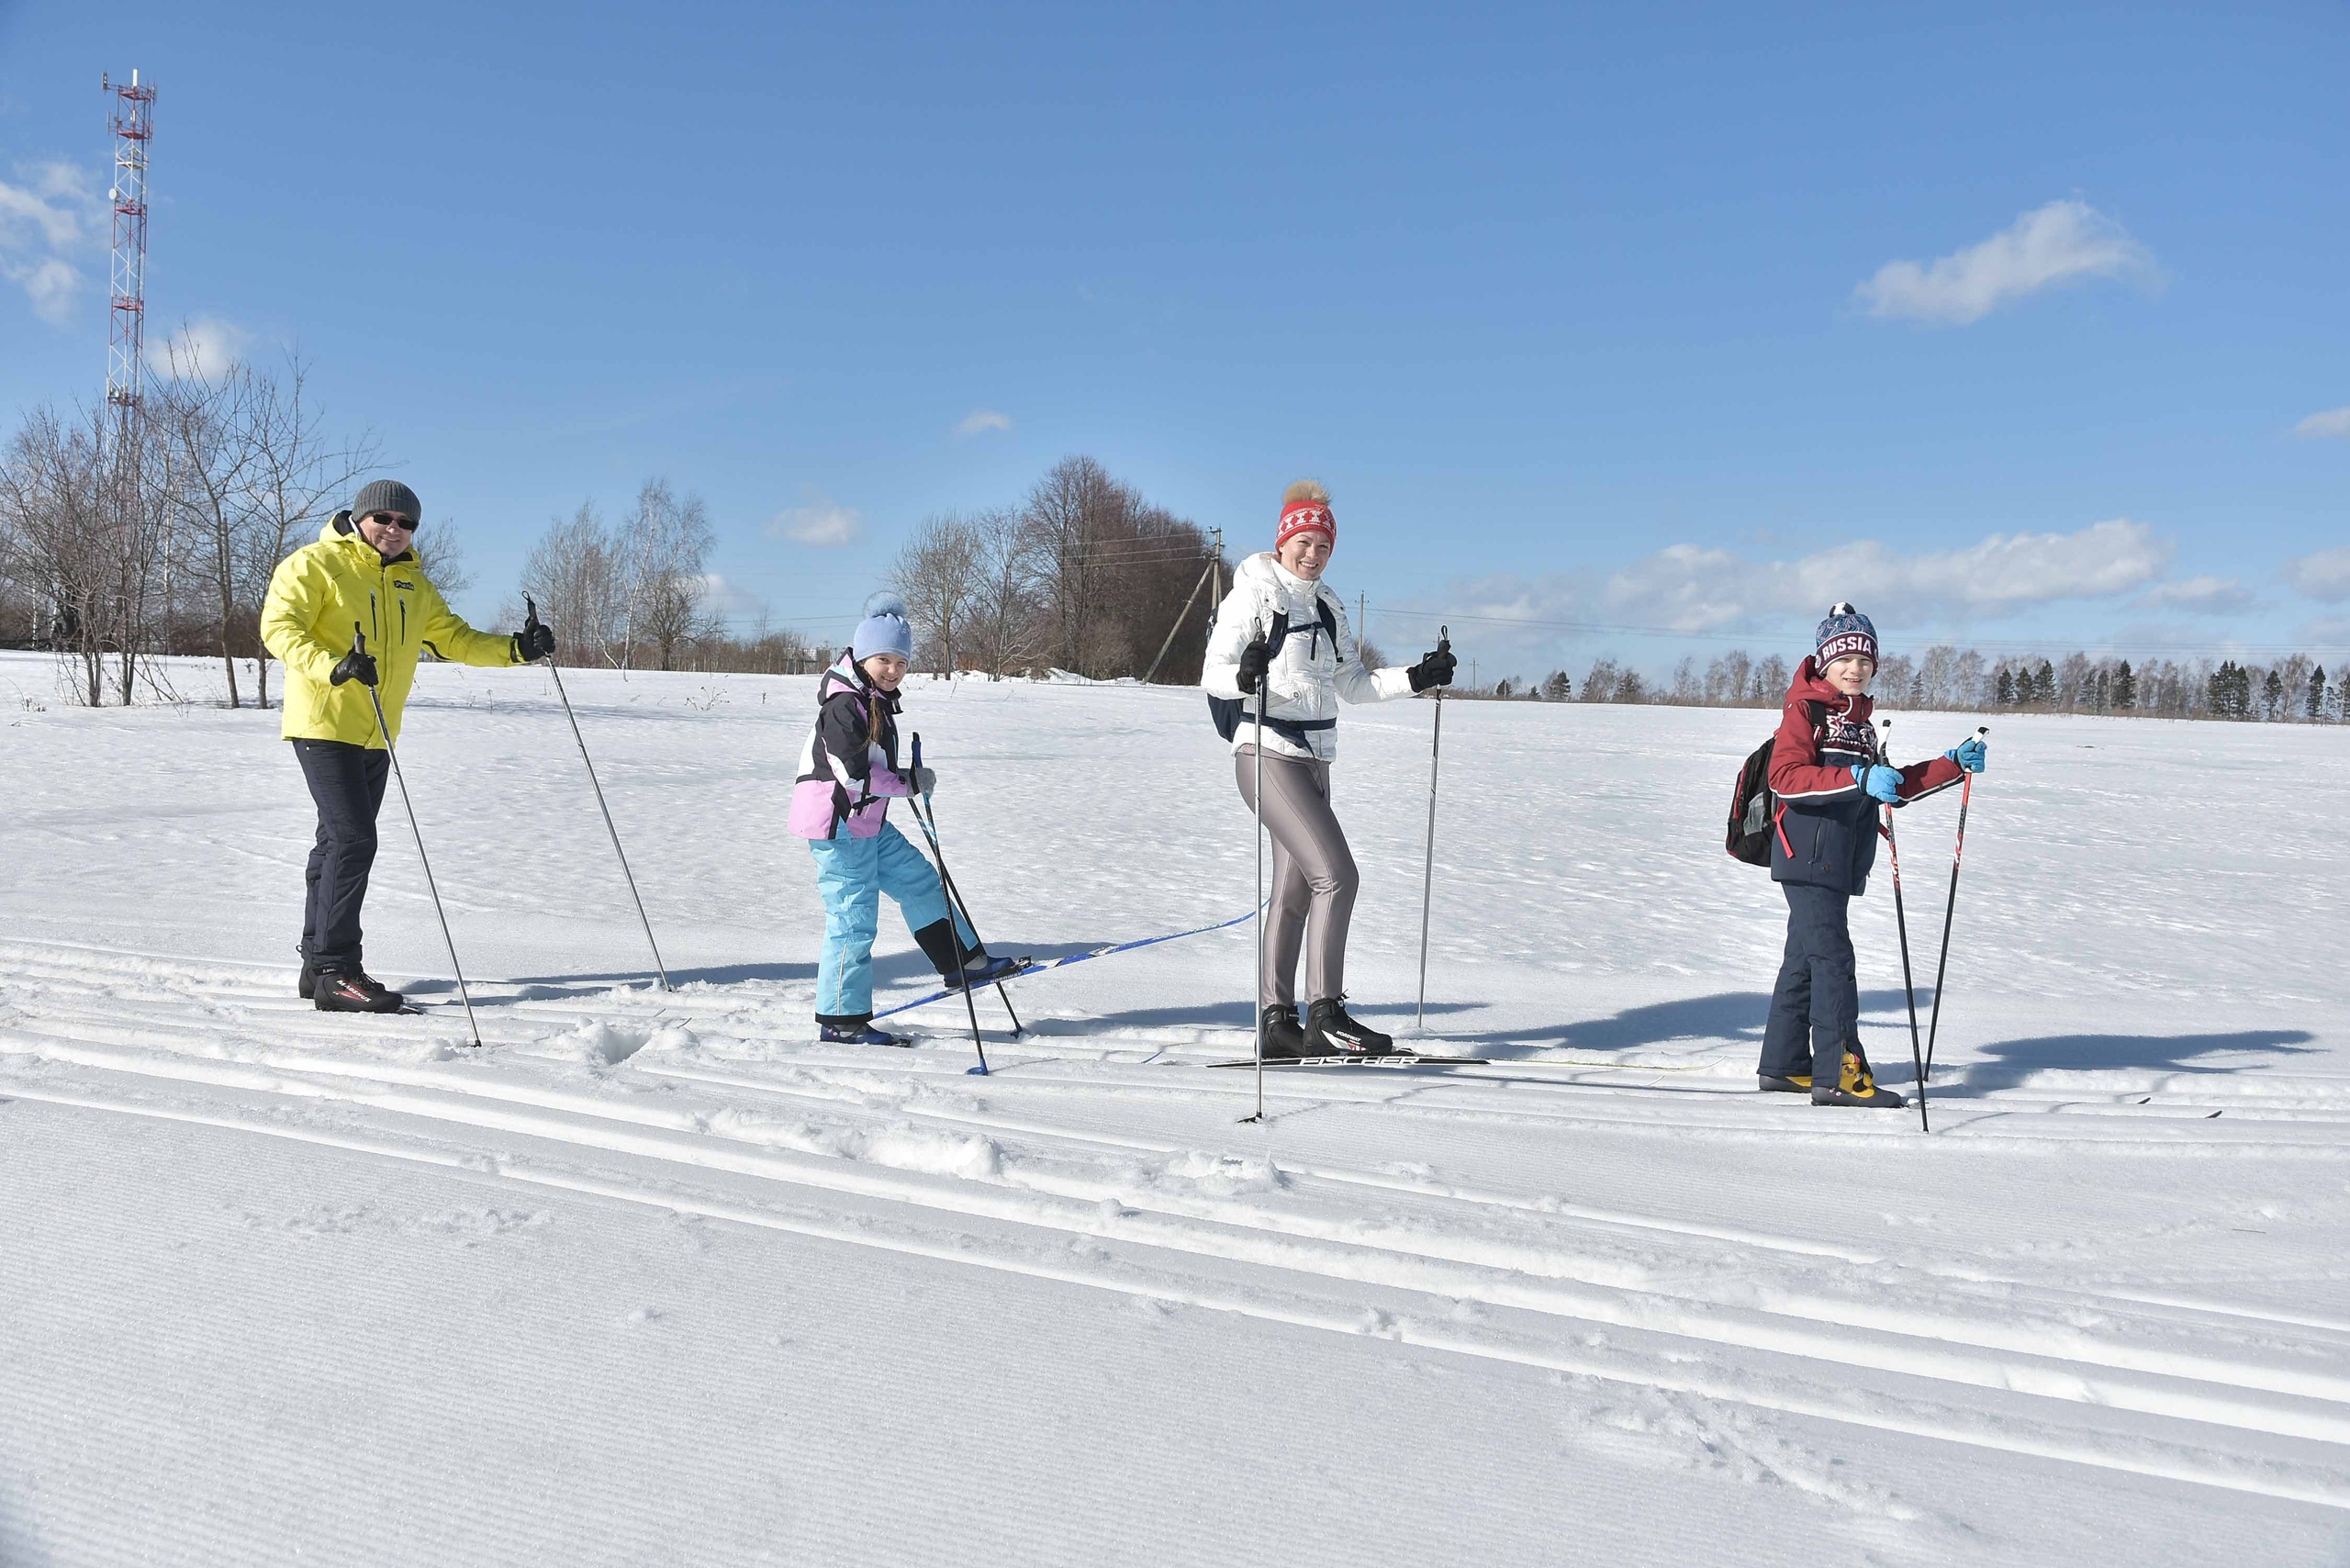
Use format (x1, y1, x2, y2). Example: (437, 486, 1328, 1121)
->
(5, 648, 2348, 1566)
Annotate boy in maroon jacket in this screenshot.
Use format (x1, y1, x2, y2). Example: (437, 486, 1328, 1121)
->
(1761, 604, 1986, 1106)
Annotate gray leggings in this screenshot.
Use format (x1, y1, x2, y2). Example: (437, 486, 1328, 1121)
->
(1235, 747, 1359, 1010)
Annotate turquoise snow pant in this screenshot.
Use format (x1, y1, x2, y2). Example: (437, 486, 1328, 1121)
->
(808, 823, 978, 1024)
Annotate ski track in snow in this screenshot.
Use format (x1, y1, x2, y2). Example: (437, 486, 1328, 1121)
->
(6, 654, 2350, 1566)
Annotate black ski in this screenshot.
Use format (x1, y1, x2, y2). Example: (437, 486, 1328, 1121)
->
(1200, 1053, 1491, 1069)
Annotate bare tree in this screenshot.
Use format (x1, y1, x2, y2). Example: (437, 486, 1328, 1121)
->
(970, 505, 1047, 676)
(517, 502, 629, 667)
(148, 343, 263, 703)
(1022, 455, 1128, 675)
(621, 477, 720, 670)
(892, 511, 988, 673)
(2, 406, 125, 705)
(242, 353, 378, 709)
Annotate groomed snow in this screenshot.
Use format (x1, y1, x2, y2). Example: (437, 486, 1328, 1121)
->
(4, 650, 2348, 1566)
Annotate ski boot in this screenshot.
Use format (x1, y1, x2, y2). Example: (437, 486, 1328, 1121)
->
(1810, 1051, 1906, 1108)
(1758, 1073, 1812, 1093)
(1304, 997, 1395, 1058)
(819, 1020, 913, 1047)
(943, 953, 1024, 991)
(1259, 1003, 1308, 1059)
(298, 961, 318, 1001)
(314, 969, 408, 1014)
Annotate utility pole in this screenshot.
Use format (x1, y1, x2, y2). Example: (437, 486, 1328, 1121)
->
(1140, 527, 1225, 685)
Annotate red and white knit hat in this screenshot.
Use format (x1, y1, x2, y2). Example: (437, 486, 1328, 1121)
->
(1276, 493, 1335, 550)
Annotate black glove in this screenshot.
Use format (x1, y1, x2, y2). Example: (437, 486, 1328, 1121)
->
(1237, 636, 1271, 696)
(515, 598, 556, 663)
(331, 633, 378, 689)
(1406, 640, 1456, 693)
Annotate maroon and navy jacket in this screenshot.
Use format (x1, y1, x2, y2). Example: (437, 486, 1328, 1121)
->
(1767, 656, 1963, 895)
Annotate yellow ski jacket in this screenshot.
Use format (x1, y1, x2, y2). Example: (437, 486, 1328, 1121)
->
(261, 513, 520, 748)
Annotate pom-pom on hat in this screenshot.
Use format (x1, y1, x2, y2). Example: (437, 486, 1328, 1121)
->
(852, 590, 915, 664)
(1276, 478, 1335, 550)
(1815, 602, 1879, 669)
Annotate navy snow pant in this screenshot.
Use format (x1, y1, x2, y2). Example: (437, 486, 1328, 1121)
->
(1760, 881, 1860, 1083)
(295, 738, 390, 974)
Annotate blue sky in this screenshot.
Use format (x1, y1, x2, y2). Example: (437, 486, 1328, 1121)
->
(3, 1, 2345, 678)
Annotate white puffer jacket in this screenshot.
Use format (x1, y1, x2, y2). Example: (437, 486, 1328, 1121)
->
(1200, 553, 1415, 762)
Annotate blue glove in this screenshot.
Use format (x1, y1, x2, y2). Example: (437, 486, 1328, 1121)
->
(1946, 736, 1986, 774)
(1851, 763, 1904, 803)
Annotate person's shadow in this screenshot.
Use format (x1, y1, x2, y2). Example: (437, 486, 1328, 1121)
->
(1947, 1028, 2318, 1093)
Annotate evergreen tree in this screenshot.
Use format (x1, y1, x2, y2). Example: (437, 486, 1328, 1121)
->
(2113, 659, 2136, 710)
(2264, 667, 2285, 720)
(2311, 666, 2329, 722)
(2034, 660, 2056, 705)
(1996, 668, 2017, 705)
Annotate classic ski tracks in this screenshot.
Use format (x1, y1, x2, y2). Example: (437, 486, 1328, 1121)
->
(9, 938, 2350, 1509)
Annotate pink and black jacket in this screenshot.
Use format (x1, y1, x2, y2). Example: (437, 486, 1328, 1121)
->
(1767, 657, 1963, 896)
(788, 657, 917, 841)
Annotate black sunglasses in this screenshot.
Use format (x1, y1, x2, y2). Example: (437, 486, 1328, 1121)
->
(363, 512, 419, 532)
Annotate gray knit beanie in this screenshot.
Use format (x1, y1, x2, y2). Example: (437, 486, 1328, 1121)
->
(352, 479, 422, 522)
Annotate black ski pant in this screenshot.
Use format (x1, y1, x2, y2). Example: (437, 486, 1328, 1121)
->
(1760, 881, 1861, 1084)
(295, 738, 390, 974)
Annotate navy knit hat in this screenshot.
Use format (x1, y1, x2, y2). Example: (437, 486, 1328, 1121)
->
(1815, 601, 1878, 668)
(351, 479, 422, 523)
(852, 590, 914, 664)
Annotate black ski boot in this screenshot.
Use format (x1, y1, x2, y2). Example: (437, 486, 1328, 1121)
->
(314, 969, 408, 1014)
(1304, 997, 1394, 1058)
(1259, 1003, 1308, 1059)
(298, 961, 318, 1000)
(1810, 1051, 1906, 1109)
(1758, 1073, 1812, 1093)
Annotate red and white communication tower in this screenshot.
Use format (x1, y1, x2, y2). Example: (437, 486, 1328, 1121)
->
(102, 69, 156, 413)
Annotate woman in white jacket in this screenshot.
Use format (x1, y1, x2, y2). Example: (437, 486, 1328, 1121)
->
(1200, 480, 1456, 1057)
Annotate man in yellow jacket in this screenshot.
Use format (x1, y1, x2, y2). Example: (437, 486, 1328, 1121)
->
(261, 479, 555, 1012)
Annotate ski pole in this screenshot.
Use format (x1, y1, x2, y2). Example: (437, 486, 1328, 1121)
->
(908, 734, 1022, 1038)
(903, 735, 989, 1075)
(1878, 719, 1928, 1133)
(1923, 725, 1987, 1082)
(1242, 619, 1269, 1126)
(355, 625, 482, 1049)
(531, 599, 670, 991)
(1415, 626, 1449, 1034)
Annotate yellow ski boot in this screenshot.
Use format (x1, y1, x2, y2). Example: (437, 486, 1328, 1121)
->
(1810, 1051, 1907, 1108)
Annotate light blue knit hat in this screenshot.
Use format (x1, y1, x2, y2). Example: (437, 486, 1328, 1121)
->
(852, 590, 914, 663)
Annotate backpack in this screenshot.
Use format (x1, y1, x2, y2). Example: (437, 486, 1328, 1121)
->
(1206, 595, 1343, 745)
(1725, 701, 1821, 867)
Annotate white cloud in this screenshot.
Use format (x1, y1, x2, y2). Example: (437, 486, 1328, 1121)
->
(2293, 407, 2350, 440)
(767, 495, 862, 548)
(1853, 198, 2154, 326)
(955, 409, 1013, 437)
(163, 317, 250, 380)
(2137, 575, 2253, 614)
(2284, 546, 2350, 603)
(1423, 520, 2178, 654)
(1603, 519, 2172, 631)
(0, 160, 104, 325)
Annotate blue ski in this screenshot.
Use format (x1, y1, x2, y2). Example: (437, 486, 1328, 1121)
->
(873, 905, 1259, 1022)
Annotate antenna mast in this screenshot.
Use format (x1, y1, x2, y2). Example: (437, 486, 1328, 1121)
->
(102, 69, 156, 417)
